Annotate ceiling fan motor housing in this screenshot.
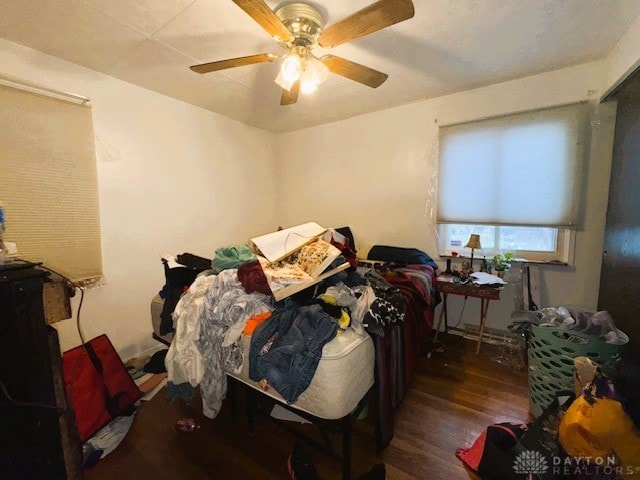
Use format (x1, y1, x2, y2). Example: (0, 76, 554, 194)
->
(275, 3, 325, 49)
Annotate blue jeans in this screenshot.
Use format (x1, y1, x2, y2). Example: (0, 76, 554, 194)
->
(249, 304, 337, 403)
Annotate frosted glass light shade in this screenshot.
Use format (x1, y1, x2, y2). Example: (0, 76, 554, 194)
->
(300, 75, 318, 94)
(437, 103, 588, 228)
(299, 57, 329, 95)
(306, 57, 329, 84)
(275, 70, 296, 91)
(281, 54, 302, 82)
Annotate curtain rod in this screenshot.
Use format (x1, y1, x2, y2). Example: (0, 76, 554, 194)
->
(0, 73, 90, 104)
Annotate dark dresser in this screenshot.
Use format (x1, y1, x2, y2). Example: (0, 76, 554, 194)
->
(0, 263, 83, 479)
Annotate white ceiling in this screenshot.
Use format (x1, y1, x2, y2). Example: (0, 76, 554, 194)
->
(1, 0, 639, 133)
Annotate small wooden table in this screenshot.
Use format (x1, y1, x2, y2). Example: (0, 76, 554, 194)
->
(434, 279, 504, 354)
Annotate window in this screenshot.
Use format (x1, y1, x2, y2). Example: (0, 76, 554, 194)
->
(439, 223, 572, 263)
(0, 84, 102, 281)
(499, 225, 556, 252)
(436, 103, 587, 263)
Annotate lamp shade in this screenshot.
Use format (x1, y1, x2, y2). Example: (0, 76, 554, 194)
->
(465, 234, 482, 250)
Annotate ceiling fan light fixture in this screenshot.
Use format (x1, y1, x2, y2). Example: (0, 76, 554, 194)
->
(298, 56, 329, 95)
(300, 75, 319, 95)
(198, 0, 414, 106)
(280, 54, 302, 82)
(274, 70, 296, 91)
(306, 56, 329, 84)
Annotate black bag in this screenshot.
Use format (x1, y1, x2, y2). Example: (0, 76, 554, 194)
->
(159, 253, 211, 335)
(367, 245, 438, 270)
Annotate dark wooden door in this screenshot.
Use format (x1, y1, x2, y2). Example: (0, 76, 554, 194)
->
(598, 76, 640, 346)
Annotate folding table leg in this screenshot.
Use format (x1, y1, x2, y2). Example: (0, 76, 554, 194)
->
(228, 377, 238, 425)
(433, 293, 448, 343)
(476, 298, 491, 354)
(246, 386, 256, 434)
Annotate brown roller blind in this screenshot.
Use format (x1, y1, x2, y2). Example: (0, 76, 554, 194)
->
(0, 85, 102, 280)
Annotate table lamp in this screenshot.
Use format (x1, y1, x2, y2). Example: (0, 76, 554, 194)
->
(465, 234, 482, 272)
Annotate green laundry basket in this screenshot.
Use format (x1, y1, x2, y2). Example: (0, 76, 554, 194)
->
(528, 325, 621, 418)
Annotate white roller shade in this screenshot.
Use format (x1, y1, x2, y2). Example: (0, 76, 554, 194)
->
(437, 103, 588, 227)
(0, 85, 102, 280)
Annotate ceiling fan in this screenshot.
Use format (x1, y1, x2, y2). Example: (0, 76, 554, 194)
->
(189, 0, 415, 105)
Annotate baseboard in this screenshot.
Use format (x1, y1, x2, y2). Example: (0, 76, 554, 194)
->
(450, 324, 516, 346)
(141, 336, 170, 355)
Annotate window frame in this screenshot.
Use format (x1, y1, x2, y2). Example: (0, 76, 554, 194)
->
(438, 223, 575, 265)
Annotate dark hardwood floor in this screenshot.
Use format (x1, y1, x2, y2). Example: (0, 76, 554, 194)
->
(85, 334, 529, 480)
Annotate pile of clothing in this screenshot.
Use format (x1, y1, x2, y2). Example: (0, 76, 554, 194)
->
(510, 306, 628, 345)
(163, 239, 411, 419)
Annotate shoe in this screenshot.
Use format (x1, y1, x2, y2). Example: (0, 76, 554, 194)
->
(287, 441, 320, 480)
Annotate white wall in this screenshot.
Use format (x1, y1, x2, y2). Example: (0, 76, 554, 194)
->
(603, 13, 640, 99)
(0, 39, 278, 359)
(0, 35, 623, 353)
(275, 61, 615, 331)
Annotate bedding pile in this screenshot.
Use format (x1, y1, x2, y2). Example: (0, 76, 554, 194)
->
(163, 227, 418, 420)
(158, 224, 439, 455)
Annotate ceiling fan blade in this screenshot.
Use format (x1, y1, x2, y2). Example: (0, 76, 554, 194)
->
(232, 0, 294, 42)
(190, 53, 279, 74)
(280, 80, 300, 106)
(321, 55, 388, 88)
(318, 0, 415, 48)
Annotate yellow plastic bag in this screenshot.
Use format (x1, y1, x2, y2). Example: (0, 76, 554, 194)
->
(559, 374, 640, 472)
